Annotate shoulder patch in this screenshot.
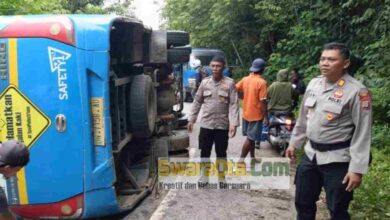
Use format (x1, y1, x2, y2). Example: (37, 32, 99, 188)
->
(359, 88, 372, 110)
(359, 89, 369, 98)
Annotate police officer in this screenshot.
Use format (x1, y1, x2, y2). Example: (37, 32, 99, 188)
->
(188, 56, 239, 181)
(286, 42, 372, 220)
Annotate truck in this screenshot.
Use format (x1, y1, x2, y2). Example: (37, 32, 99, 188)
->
(0, 14, 190, 219)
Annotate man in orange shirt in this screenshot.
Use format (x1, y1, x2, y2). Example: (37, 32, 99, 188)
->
(236, 58, 268, 161)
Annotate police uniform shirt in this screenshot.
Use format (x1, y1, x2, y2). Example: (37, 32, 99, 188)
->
(189, 76, 240, 130)
(290, 73, 372, 174)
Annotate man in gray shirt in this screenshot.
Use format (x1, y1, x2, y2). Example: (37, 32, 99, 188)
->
(286, 42, 372, 220)
(188, 56, 239, 181)
(0, 140, 30, 220)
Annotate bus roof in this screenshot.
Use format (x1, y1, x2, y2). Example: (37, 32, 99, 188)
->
(0, 14, 146, 50)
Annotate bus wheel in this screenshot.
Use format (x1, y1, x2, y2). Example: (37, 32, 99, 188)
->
(167, 30, 190, 47)
(167, 46, 191, 64)
(130, 75, 157, 138)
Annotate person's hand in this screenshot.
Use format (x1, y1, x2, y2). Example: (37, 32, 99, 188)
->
(229, 125, 236, 138)
(342, 172, 362, 192)
(285, 145, 296, 163)
(187, 121, 194, 133)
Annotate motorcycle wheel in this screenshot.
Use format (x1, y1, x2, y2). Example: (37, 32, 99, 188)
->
(278, 142, 287, 157)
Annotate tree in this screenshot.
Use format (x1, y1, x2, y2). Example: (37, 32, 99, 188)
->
(164, 0, 390, 122)
(0, 0, 65, 15)
(0, 0, 133, 16)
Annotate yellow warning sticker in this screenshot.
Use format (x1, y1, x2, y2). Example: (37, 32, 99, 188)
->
(91, 97, 105, 146)
(0, 86, 50, 148)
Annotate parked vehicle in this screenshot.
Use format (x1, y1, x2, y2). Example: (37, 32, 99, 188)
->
(267, 112, 296, 156)
(0, 15, 190, 219)
(182, 48, 231, 101)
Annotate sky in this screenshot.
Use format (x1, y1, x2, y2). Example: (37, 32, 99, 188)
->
(131, 0, 165, 29)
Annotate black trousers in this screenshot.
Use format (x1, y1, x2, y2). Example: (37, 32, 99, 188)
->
(198, 127, 229, 159)
(295, 154, 353, 220)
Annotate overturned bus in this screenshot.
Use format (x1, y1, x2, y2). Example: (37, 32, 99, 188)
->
(0, 14, 190, 219)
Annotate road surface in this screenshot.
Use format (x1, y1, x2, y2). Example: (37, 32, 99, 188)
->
(123, 103, 298, 220)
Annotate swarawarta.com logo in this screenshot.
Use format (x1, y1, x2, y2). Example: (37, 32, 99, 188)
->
(158, 157, 291, 190)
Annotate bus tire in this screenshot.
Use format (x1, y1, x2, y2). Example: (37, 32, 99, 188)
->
(167, 47, 191, 64)
(130, 74, 157, 138)
(167, 30, 190, 47)
(168, 130, 189, 152)
(155, 137, 169, 158)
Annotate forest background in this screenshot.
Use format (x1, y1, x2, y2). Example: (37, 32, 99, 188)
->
(163, 1, 389, 218)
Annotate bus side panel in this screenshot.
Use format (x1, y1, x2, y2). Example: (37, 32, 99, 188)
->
(82, 50, 116, 191)
(8, 39, 84, 204)
(82, 187, 120, 219)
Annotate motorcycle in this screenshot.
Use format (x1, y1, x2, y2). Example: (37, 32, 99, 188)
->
(267, 111, 296, 156)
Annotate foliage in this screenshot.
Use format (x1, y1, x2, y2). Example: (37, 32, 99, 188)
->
(0, 0, 133, 15)
(103, 1, 133, 16)
(59, 0, 104, 13)
(371, 124, 390, 149)
(164, 1, 390, 218)
(0, 0, 66, 14)
(164, 0, 390, 123)
(349, 124, 390, 218)
(350, 147, 390, 219)
(163, 0, 294, 68)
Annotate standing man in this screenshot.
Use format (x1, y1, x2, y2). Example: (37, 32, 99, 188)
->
(235, 58, 268, 161)
(291, 68, 306, 109)
(188, 56, 239, 179)
(291, 68, 306, 95)
(286, 42, 372, 220)
(267, 68, 297, 112)
(0, 140, 30, 220)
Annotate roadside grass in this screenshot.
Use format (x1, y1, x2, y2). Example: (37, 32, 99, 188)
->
(350, 147, 390, 219)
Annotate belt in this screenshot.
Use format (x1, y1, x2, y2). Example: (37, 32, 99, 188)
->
(309, 139, 351, 152)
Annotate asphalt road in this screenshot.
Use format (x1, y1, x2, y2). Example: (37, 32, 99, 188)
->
(123, 102, 297, 220)
(6, 102, 329, 220)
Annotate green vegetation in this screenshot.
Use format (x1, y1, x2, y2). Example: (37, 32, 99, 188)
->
(164, 0, 390, 218)
(351, 146, 390, 219)
(0, 0, 133, 15)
